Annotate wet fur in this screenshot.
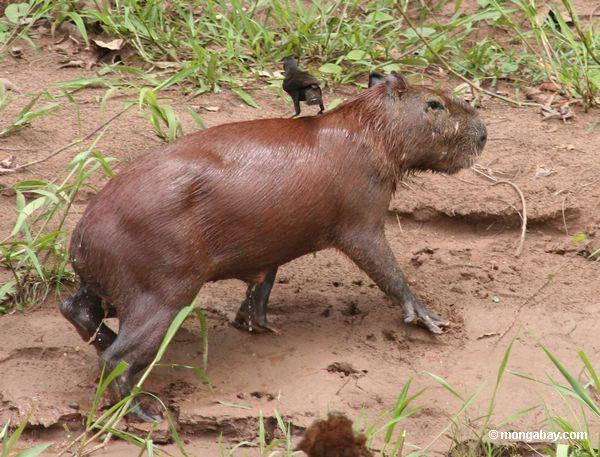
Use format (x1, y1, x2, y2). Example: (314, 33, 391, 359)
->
(72, 81, 482, 305)
(62, 76, 486, 415)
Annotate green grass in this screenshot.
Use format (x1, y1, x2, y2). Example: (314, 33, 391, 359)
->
(2, 0, 597, 105)
(0, 132, 116, 309)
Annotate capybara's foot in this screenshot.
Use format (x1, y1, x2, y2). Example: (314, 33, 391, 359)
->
(129, 400, 163, 423)
(404, 301, 449, 334)
(232, 311, 279, 334)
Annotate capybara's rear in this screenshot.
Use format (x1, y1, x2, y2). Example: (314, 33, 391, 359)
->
(60, 72, 486, 420)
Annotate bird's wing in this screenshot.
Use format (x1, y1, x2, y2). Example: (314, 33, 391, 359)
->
(283, 70, 320, 92)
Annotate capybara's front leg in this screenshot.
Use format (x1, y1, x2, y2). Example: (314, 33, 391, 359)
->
(337, 231, 449, 334)
(234, 268, 278, 333)
(100, 298, 179, 422)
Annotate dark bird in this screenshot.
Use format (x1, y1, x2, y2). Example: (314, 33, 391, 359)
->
(282, 56, 325, 118)
(295, 412, 374, 457)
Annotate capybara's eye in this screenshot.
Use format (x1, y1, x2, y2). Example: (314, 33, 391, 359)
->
(427, 100, 445, 111)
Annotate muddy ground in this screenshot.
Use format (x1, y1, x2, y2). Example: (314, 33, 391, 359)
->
(0, 38, 599, 456)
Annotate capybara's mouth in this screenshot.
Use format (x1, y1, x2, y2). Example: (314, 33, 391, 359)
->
(443, 147, 482, 175)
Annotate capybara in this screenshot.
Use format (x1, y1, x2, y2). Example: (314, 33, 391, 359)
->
(60, 72, 487, 421)
(296, 412, 373, 457)
(283, 56, 325, 117)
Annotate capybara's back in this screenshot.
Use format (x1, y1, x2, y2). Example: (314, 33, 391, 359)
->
(61, 72, 486, 421)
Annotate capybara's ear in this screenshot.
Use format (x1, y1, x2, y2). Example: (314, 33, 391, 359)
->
(386, 71, 409, 93)
(368, 71, 386, 88)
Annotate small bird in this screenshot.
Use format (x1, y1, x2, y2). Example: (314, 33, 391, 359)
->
(282, 56, 325, 118)
(295, 412, 373, 457)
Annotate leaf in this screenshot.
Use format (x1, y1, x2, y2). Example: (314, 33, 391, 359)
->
(319, 63, 342, 75)
(426, 372, 464, 400)
(497, 405, 539, 428)
(164, 410, 191, 457)
(556, 443, 569, 457)
(22, 246, 44, 280)
(400, 56, 429, 68)
(402, 27, 436, 39)
(542, 345, 600, 417)
(155, 65, 197, 91)
(66, 12, 89, 46)
(187, 107, 206, 129)
(499, 61, 519, 73)
(15, 443, 53, 457)
(193, 308, 209, 371)
(232, 88, 260, 109)
(579, 351, 600, 393)
(366, 11, 393, 22)
(87, 361, 129, 428)
(0, 281, 16, 302)
(92, 38, 124, 51)
(216, 400, 252, 410)
(54, 77, 109, 91)
(11, 196, 49, 237)
(589, 69, 600, 90)
(5, 3, 27, 24)
(382, 63, 401, 72)
(345, 50, 368, 61)
(1, 412, 31, 457)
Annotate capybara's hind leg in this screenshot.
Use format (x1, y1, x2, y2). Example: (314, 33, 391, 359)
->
(337, 230, 450, 334)
(233, 268, 278, 334)
(59, 286, 117, 352)
(100, 296, 179, 422)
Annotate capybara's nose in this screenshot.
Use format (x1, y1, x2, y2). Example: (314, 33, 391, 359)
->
(474, 121, 487, 149)
(479, 131, 487, 147)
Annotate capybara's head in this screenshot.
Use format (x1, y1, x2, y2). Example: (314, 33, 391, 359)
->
(368, 72, 487, 175)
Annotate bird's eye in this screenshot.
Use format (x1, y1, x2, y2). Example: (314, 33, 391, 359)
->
(427, 100, 445, 111)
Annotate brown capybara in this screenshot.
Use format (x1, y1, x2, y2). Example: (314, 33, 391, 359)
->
(296, 412, 373, 457)
(60, 72, 487, 421)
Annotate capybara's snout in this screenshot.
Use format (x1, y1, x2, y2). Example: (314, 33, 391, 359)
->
(472, 117, 487, 152)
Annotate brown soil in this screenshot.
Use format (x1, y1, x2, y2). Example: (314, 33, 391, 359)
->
(0, 38, 599, 456)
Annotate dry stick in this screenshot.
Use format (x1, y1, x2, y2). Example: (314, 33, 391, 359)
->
(561, 193, 570, 236)
(0, 147, 37, 152)
(498, 258, 572, 341)
(0, 105, 133, 175)
(491, 180, 527, 257)
(394, 4, 541, 108)
(470, 166, 528, 258)
(396, 214, 404, 234)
